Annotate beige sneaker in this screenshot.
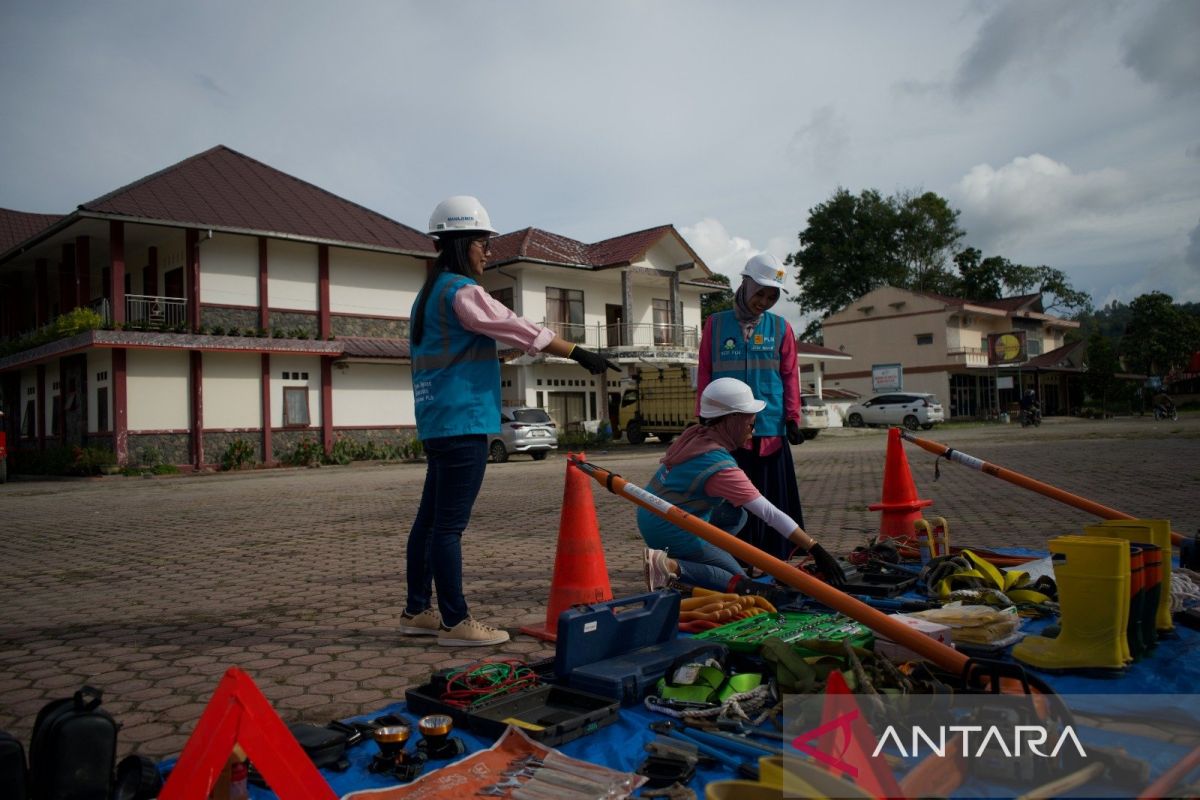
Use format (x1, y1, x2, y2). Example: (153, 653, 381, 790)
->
(398, 608, 446, 636)
(438, 617, 510, 647)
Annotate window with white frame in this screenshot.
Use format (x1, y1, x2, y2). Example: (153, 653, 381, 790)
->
(653, 299, 672, 345)
(546, 287, 585, 344)
(283, 387, 310, 427)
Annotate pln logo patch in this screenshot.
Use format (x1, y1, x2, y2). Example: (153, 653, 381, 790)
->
(722, 337, 737, 352)
(754, 334, 764, 346)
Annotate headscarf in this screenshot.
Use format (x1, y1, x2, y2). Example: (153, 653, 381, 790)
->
(733, 276, 779, 328)
(661, 413, 751, 468)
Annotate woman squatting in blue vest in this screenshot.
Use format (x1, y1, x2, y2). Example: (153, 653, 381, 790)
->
(399, 196, 617, 647)
(697, 253, 807, 564)
(640, 377, 845, 592)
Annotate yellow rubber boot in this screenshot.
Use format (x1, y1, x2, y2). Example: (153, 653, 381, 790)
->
(1095, 519, 1175, 635)
(1013, 535, 1129, 671)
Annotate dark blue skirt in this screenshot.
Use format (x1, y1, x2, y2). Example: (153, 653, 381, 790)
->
(731, 438, 805, 561)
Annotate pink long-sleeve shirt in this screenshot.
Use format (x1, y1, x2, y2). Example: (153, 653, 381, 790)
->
(696, 312, 801, 457)
(452, 283, 556, 354)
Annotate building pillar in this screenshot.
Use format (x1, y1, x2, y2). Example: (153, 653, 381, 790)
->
(109, 221, 125, 325)
(258, 237, 270, 332)
(318, 244, 330, 340)
(186, 229, 200, 331)
(36, 364, 46, 450)
(261, 353, 272, 464)
(59, 243, 77, 315)
(112, 349, 128, 465)
(669, 270, 681, 345)
(321, 357, 333, 456)
(75, 236, 91, 310)
(35, 258, 49, 327)
(620, 270, 634, 346)
(190, 350, 203, 469)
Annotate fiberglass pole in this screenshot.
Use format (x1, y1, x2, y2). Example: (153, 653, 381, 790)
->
(898, 429, 1187, 546)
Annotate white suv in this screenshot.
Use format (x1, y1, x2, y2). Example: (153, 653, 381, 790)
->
(489, 406, 558, 462)
(845, 393, 945, 431)
(799, 394, 829, 439)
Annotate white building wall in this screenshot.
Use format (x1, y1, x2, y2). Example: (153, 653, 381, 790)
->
(270, 355, 321, 428)
(200, 234, 258, 306)
(127, 350, 190, 430)
(87, 350, 112, 433)
(202, 353, 261, 429)
(331, 363, 411, 426)
(329, 248, 423, 318)
(268, 240, 318, 311)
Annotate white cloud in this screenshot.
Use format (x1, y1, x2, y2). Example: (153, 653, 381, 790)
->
(956, 154, 1130, 247)
(679, 219, 807, 333)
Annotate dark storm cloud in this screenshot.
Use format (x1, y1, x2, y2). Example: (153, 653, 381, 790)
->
(1122, 0, 1200, 96)
(951, 1, 1113, 100)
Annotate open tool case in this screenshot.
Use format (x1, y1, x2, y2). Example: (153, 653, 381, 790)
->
(554, 591, 728, 704)
(691, 610, 874, 654)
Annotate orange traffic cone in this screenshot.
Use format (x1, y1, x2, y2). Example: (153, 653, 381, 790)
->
(519, 453, 613, 642)
(868, 427, 933, 545)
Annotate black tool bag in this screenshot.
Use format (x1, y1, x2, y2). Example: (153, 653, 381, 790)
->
(29, 686, 119, 800)
(1, 729, 29, 800)
(247, 722, 354, 786)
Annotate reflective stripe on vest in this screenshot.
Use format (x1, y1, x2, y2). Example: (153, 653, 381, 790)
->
(411, 272, 501, 440)
(709, 311, 785, 436)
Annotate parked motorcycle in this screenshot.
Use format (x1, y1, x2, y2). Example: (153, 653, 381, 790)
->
(1154, 403, 1179, 422)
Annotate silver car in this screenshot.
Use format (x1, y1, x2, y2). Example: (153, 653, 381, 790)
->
(845, 392, 945, 431)
(489, 406, 558, 462)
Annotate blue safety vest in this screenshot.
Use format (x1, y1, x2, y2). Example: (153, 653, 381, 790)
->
(638, 450, 740, 556)
(410, 272, 500, 440)
(709, 311, 785, 436)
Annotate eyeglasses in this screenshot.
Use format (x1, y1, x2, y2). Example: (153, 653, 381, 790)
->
(471, 239, 492, 255)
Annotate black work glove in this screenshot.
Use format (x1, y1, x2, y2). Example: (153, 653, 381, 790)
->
(808, 543, 847, 589)
(786, 419, 805, 445)
(568, 345, 620, 375)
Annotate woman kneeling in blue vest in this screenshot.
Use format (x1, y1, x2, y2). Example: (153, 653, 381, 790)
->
(640, 377, 843, 592)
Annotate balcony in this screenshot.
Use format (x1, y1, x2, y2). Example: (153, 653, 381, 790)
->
(541, 321, 699, 362)
(90, 295, 188, 330)
(946, 346, 989, 368)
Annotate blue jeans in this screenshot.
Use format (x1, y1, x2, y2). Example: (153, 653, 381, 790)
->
(672, 540, 747, 592)
(405, 435, 488, 627)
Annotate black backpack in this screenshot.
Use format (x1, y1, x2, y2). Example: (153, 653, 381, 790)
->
(29, 686, 119, 800)
(1, 729, 29, 800)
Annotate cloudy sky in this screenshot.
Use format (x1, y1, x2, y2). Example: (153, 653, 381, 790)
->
(2, 1, 1197, 332)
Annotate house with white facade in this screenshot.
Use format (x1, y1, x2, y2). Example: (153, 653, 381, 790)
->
(0, 146, 721, 469)
(819, 286, 1082, 417)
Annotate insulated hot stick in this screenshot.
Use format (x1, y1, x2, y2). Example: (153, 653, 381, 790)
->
(567, 457, 971, 676)
(898, 429, 1188, 547)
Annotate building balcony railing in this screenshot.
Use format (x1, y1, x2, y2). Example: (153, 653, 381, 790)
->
(541, 321, 699, 358)
(947, 346, 990, 368)
(88, 295, 188, 330)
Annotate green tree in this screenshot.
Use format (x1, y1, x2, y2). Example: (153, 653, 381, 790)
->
(894, 190, 965, 293)
(1082, 331, 1121, 415)
(1121, 291, 1200, 376)
(700, 272, 732, 322)
(786, 188, 907, 339)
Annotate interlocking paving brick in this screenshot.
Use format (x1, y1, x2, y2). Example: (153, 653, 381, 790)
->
(1, 418, 1196, 765)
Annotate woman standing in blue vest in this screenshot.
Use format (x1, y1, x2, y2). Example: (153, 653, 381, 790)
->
(400, 196, 616, 646)
(696, 253, 805, 563)
(641, 378, 843, 591)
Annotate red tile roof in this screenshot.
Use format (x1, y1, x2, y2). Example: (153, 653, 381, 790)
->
(914, 289, 1043, 313)
(1026, 339, 1086, 370)
(796, 341, 851, 359)
(0, 208, 63, 254)
(488, 224, 703, 271)
(337, 336, 410, 360)
(79, 146, 435, 254)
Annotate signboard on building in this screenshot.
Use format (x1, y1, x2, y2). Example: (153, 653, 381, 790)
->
(872, 363, 903, 392)
(987, 331, 1028, 365)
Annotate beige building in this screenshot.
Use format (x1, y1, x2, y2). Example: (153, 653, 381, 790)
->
(819, 286, 1082, 418)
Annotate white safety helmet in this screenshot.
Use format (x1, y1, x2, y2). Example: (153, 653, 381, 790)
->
(699, 378, 767, 419)
(740, 253, 788, 291)
(427, 195, 498, 237)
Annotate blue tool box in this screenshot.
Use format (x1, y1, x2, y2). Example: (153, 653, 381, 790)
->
(553, 591, 728, 705)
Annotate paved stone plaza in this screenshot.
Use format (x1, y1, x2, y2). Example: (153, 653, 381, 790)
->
(1, 415, 1197, 762)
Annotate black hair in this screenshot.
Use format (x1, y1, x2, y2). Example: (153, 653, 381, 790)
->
(410, 233, 479, 347)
